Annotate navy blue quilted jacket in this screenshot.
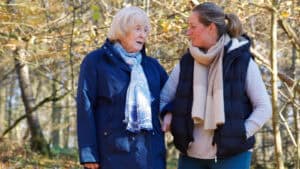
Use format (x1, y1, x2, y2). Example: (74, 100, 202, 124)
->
(77, 39, 168, 169)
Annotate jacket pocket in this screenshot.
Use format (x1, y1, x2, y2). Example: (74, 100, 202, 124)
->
(216, 120, 249, 157)
(219, 120, 246, 137)
(105, 133, 130, 153)
(170, 115, 194, 154)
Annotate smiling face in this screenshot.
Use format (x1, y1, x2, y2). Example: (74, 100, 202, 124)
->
(119, 22, 149, 53)
(186, 12, 218, 50)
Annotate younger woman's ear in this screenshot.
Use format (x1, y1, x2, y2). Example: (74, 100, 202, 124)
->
(208, 23, 217, 33)
(208, 23, 219, 39)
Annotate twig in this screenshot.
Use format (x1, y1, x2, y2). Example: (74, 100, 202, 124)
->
(278, 101, 297, 147)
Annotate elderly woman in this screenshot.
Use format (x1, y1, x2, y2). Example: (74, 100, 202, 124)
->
(160, 2, 272, 169)
(77, 6, 168, 169)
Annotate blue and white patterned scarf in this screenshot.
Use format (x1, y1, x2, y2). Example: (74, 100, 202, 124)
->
(113, 42, 153, 132)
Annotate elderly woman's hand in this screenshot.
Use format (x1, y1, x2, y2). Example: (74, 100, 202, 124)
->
(162, 112, 172, 132)
(84, 163, 100, 169)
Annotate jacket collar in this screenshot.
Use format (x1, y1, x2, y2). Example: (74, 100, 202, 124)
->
(225, 34, 251, 53)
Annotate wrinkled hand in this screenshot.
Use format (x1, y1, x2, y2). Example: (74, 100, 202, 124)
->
(162, 112, 172, 132)
(83, 163, 100, 169)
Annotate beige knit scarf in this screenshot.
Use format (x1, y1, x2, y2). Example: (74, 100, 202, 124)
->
(189, 34, 231, 130)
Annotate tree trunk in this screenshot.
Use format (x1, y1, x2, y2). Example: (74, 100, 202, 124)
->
(51, 73, 62, 148)
(262, 128, 267, 168)
(0, 87, 4, 134)
(292, 0, 299, 167)
(62, 77, 71, 148)
(14, 48, 49, 155)
(5, 80, 15, 139)
(63, 94, 70, 148)
(270, 2, 285, 168)
(292, 49, 300, 169)
(293, 103, 300, 169)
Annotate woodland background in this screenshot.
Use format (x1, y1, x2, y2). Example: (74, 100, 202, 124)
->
(0, 0, 299, 168)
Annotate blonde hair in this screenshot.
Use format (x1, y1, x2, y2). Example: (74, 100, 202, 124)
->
(192, 2, 243, 38)
(107, 6, 151, 41)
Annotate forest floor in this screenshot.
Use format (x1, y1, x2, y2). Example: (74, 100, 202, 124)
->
(0, 139, 178, 169)
(0, 139, 81, 169)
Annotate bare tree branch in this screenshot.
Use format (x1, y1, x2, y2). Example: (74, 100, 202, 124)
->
(251, 48, 300, 94)
(0, 91, 70, 138)
(278, 18, 300, 50)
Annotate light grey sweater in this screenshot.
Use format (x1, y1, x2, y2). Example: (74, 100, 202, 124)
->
(160, 59, 272, 159)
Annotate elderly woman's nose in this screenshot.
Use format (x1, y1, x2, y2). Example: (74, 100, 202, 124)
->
(140, 31, 147, 38)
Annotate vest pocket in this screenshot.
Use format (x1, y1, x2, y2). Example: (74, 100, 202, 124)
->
(170, 115, 194, 154)
(215, 120, 249, 157)
(219, 120, 246, 137)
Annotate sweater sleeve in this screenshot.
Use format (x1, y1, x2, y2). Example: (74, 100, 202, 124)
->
(160, 63, 180, 116)
(157, 60, 169, 90)
(245, 59, 272, 138)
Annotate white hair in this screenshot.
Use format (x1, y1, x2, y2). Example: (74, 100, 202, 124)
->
(107, 6, 151, 41)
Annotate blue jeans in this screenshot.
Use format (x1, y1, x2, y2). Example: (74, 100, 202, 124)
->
(178, 151, 252, 169)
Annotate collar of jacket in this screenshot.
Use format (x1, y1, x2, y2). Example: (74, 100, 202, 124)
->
(102, 38, 148, 72)
(223, 34, 252, 77)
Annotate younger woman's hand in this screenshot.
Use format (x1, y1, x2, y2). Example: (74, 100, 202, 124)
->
(162, 112, 172, 132)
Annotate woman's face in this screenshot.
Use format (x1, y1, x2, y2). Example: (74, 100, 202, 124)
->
(119, 23, 149, 53)
(186, 12, 217, 50)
